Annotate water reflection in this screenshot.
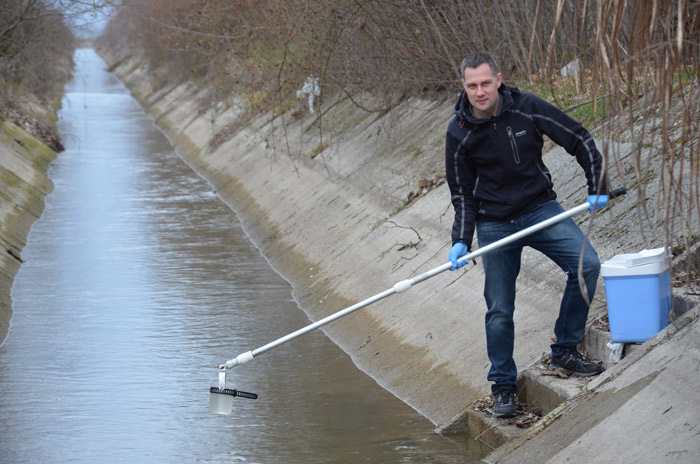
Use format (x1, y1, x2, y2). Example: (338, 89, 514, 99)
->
(0, 48, 473, 463)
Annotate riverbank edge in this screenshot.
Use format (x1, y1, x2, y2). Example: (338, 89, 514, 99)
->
(0, 120, 57, 345)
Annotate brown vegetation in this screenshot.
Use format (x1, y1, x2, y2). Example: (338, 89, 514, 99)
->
(99, 0, 700, 267)
(0, 0, 76, 148)
(99, 1, 698, 108)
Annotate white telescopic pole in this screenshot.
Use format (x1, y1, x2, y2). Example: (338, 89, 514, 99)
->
(220, 201, 592, 369)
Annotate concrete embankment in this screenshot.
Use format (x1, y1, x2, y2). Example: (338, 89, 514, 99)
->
(96, 45, 699, 462)
(0, 120, 57, 344)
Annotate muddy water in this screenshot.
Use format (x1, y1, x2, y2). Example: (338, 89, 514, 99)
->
(0, 48, 475, 463)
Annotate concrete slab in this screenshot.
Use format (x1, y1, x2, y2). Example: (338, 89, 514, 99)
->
(485, 312, 700, 463)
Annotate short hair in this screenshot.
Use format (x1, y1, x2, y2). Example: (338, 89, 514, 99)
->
(460, 52, 500, 79)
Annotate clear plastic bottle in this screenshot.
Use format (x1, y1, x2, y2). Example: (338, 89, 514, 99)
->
(208, 380, 234, 414)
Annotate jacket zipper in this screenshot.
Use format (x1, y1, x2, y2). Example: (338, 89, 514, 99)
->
(507, 126, 520, 164)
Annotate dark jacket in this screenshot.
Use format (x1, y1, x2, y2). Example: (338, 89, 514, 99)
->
(445, 84, 606, 249)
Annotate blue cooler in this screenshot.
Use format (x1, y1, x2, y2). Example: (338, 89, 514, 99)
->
(601, 248, 672, 343)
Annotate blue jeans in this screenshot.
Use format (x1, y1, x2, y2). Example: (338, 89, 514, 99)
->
(475, 200, 600, 393)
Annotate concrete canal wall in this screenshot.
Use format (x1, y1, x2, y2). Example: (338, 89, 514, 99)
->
(94, 45, 686, 435)
(0, 120, 57, 344)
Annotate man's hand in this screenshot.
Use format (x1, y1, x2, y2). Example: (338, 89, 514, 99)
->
(587, 194, 608, 212)
(448, 242, 469, 270)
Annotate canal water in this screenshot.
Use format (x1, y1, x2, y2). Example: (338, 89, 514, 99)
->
(0, 48, 474, 463)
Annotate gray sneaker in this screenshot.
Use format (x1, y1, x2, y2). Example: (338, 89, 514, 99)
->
(492, 388, 516, 418)
(550, 349, 604, 376)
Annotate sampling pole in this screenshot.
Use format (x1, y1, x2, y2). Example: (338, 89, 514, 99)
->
(220, 188, 624, 370)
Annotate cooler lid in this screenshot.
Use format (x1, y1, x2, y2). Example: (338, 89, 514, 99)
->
(601, 247, 670, 277)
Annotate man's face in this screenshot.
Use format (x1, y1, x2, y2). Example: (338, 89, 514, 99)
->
(462, 63, 502, 119)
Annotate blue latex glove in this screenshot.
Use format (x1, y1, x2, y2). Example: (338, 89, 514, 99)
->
(448, 242, 469, 271)
(587, 194, 608, 212)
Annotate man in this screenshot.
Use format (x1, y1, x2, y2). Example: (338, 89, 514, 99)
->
(445, 52, 607, 419)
